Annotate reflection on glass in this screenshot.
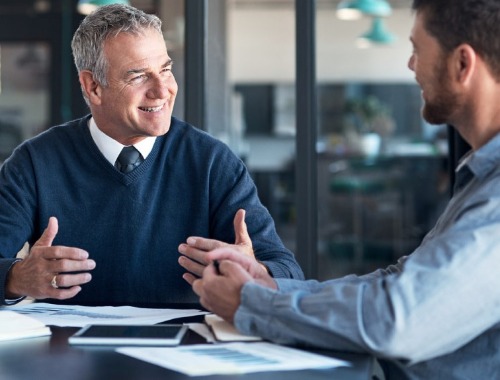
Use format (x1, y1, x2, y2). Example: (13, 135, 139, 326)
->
(0, 43, 50, 163)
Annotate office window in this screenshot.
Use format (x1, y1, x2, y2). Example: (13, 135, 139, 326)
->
(0, 43, 50, 163)
(315, 5, 449, 279)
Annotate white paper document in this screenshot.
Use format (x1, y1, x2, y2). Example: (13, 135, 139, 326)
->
(5, 303, 207, 327)
(117, 342, 351, 376)
(0, 310, 51, 342)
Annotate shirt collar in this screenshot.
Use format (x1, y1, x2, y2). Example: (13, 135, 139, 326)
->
(464, 132, 500, 181)
(88, 117, 156, 165)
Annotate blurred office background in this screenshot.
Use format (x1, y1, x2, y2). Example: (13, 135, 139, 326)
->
(0, 0, 464, 280)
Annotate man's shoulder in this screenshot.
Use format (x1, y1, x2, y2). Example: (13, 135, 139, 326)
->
(163, 118, 244, 174)
(2, 116, 90, 168)
(25, 116, 89, 147)
(7, 117, 89, 160)
(170, 117, 217, 139)
(168, 117, 229, 152)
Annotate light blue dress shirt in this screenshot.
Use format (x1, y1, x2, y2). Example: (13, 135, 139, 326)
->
(235, 132, 500, 379)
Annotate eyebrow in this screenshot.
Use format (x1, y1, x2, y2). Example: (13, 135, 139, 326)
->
(125, 59, 173, 76)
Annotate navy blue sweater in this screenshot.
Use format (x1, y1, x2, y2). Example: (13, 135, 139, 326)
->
(0, 116, 303, 306)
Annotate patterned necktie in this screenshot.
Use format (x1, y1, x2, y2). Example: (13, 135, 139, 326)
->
(115, 146, 144, 174)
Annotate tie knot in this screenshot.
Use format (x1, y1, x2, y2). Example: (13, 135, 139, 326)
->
(115, 146, 144, 174)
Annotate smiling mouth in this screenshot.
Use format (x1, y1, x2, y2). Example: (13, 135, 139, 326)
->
(139, 104, 164, 113)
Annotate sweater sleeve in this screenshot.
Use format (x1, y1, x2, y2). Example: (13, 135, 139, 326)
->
(0, 145, 38, 305)
(207, 141, 304, 280)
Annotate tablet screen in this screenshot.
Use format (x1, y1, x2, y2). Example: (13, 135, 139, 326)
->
(69, 324, 188, 346)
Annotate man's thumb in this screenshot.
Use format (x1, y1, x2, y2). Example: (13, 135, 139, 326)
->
(234, 209, 251, 247)
(33, 217, 58, 247)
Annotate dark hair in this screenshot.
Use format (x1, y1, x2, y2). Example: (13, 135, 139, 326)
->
(412, 0, 500, 79)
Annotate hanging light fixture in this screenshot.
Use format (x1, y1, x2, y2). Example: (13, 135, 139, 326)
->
(357, 17, 396, 47)
(77, 0, 130, 15)
(336, 0, 392, 21)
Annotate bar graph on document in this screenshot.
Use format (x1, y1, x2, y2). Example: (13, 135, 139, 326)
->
(118, 341, 351, 376)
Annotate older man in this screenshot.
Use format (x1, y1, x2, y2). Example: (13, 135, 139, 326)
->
(0, 4, 303, 307)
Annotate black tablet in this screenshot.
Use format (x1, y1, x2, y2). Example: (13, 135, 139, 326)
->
(68, 324, 188, 346)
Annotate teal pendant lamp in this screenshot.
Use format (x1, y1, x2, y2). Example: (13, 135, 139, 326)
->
(336, 0, 392, 20)
(357, 17, 396, 47)
(77, 0, 130, 15)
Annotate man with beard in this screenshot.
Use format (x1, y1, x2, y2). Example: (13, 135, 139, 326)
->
(189, 1, 500, 378)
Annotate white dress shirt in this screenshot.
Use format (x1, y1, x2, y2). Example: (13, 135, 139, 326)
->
(88, 117, 156, 165)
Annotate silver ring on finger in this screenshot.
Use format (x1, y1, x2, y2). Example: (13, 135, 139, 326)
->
(51, 275, 59, 289)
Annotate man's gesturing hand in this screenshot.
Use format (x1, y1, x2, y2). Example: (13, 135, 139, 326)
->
(6, 217, 96, 300)
(178, 209, 266, 284)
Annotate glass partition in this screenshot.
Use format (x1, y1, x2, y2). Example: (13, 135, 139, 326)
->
(315, 5, 449, 279)
(222, 0, 297, 253)
(0, 43, 50, 163)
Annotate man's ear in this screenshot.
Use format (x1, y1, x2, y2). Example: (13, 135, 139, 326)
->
(452, 44, 476, 86)
(79, 70, 102, 105)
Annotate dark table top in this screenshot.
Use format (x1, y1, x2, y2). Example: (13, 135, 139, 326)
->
(0, 316, 374, 380)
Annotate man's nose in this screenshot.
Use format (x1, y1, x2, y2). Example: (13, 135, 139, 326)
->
(408, 54, 415, 71)
(147, 77, 171, 98)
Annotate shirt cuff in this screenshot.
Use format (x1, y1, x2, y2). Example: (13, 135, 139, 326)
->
(3, 259, 26, 305)
(234, 282, 277, 336)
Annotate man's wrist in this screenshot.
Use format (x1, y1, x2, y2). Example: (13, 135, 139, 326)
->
(5, 259, 23, 300)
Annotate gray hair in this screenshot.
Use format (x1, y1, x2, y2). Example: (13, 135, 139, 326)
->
(71, 4, 162, 88)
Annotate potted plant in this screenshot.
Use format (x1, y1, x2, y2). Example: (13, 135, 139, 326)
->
(343, 95, 395, 156)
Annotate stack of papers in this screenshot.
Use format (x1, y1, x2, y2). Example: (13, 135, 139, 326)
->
(0, 310, 51, 342)
(7, 302, 208, 327)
